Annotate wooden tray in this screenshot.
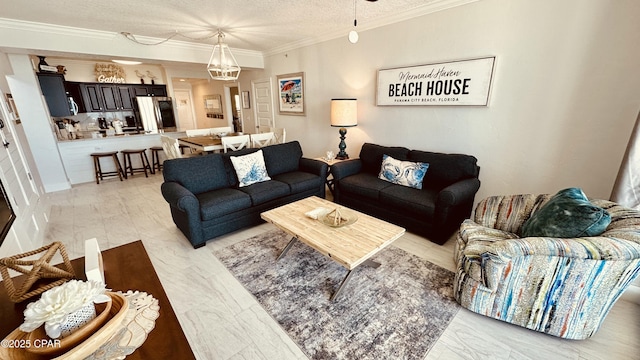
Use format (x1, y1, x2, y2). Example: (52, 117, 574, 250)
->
(0, 292, 128, 360)
(26, 295, 113, 356)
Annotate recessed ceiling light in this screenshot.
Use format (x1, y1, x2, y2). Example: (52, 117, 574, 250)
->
(112, 59, 142, 65)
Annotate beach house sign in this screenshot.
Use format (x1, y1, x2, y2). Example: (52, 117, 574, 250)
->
(376, 57, 495, 106)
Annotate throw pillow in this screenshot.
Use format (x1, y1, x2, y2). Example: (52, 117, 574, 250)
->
(229, 150, 271, 187)
(378, 154, 429, 189)
(521, 187, 611, 238)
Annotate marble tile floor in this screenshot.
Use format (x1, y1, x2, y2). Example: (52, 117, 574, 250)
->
(41, 174, 640, 360)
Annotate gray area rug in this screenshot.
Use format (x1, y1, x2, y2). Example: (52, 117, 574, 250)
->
(213, 229, 460, 360)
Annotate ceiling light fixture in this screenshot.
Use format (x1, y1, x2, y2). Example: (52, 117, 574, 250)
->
(348, 0, 378, 44)
(112, 59, 142, 65)
(348, 0, 359, 44)
(207, 29, 241, 81)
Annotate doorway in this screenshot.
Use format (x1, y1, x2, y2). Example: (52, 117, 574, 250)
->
(173, 90, 196, 131)
(252, 79, 275, 133)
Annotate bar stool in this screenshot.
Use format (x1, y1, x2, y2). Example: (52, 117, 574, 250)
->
(149, 146, 164, 174)
(90, 151, 123, 184)
(120, 149, 152, 179)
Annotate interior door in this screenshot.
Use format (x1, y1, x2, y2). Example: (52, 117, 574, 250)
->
(173, 90, 196, 131)
(252, 79, 275, 133)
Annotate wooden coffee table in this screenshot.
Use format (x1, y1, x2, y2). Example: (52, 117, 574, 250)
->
(0, 240, 195, 359)
(261, 196, 405, 301)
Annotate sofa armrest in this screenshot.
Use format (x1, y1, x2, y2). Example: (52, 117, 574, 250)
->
(299, 157, 328, 179)
(330, 159, 363, 181)
(436, 178, 481, 207)
(161, 181, 200, 213)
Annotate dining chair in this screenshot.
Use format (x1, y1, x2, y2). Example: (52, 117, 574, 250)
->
(269, 127, 286, 144)
(250, 132, 276, 148)
(209, 126, 233, 137)
(161, 135, 183, 160)
(186, 129, 212, 137)
(161, 135, 201, 159)
(221, 134, 250, 153)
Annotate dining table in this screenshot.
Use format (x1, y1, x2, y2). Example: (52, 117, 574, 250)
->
(177, 132, 244, 153)
(178, 135, 223, 153)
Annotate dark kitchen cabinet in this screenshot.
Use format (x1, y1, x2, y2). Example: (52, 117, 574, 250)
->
(132, 85, 167, 97)
(37, 73, 71, 117)
(81, 84, 104, 112)
(101, 85, 134, 111)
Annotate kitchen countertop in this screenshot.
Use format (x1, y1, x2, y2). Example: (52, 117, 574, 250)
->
(56, 131, 185, 143)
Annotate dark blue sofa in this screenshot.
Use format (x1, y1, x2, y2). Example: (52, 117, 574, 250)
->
(161, 141, 327, 248)
(331, 143, 480, 244)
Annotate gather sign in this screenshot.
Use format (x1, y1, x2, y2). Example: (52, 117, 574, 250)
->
(95, 63, 126, 83)
(376, 57, 495, 106)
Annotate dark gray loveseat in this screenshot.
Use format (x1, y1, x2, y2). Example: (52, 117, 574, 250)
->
(161, 141, 327, 248)
(331, 143, 480, 244)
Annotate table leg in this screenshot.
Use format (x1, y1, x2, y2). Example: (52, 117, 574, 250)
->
(330, 259, 381, 301)
(277, 237, 298, 261)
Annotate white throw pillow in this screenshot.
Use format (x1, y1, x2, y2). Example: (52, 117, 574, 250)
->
(230, 150, 271, 187)
(378, 154, 429, 189)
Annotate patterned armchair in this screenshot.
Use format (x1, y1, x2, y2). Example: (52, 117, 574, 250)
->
(454, 193, 640, 339)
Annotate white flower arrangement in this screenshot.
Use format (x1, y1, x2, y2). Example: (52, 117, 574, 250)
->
(20, 280, 111, 339)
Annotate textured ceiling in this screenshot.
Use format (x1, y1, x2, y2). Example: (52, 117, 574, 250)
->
(0, 0, 467, 53)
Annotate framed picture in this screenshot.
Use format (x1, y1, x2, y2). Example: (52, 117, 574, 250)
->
(242, 91, 250, 109)
(276, 72, 305, 115)
(376, 56, 496, 106)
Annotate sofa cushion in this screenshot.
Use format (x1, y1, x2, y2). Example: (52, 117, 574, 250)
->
(272, 171, 323, 194)
(196, 188, 252, 221)
(359, 143, 410, 175)
(408, 150, 479, 189)
(379, 185, 437, 219)
(521, 187, 611, 238)
(262, 141, 303, 177)
(239, 180, 291, 205)
(163, 154, 230, 194)
(338, 173, 393, 200)
(378, 154, 429, 189)
(229, 150, 271, 187)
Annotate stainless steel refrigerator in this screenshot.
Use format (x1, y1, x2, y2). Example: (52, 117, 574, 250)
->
(136, 97, 177, 133)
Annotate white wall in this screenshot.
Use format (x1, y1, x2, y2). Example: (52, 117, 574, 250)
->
(243, 0, 640, 202)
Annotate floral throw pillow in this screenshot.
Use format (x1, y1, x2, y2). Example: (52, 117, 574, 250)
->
(378, 154, 429, 189)
(230, 150, 271, 187)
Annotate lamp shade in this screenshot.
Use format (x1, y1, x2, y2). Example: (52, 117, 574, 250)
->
(330, 99, 358, 127)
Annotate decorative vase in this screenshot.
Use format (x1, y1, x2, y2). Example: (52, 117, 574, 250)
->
(59, 302, 97, 338)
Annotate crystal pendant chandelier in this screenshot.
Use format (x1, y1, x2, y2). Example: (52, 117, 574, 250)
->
(207, 30, 241, 81)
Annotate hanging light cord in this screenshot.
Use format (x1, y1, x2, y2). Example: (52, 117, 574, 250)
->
(120, 30, 222, 45)
(353, 0, 358, 27)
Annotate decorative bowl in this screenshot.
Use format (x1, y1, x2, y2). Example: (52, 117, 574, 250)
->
(25, 296, 112, 355)
(0, 292, 129, 359)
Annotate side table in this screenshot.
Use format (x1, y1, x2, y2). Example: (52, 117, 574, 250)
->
(315, 157, 349, 196)
(0, 240, 195, 359)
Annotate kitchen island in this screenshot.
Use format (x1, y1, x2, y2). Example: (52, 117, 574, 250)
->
(57, 132, 184, 184)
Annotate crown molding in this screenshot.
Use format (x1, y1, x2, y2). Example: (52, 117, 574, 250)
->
(263, 0, 481, 56)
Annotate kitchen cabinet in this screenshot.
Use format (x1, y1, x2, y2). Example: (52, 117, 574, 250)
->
(37, 73, 71, 117)
(132, 85, 167, 97)
(66, 82, 168, 113)
(101, 85, 134, 111)
(81, 84, 104, 112)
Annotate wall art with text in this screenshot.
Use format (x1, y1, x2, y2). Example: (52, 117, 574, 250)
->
(376, 57, 495, 106)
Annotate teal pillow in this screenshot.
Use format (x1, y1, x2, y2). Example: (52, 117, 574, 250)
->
(521, 188, 611, 238)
